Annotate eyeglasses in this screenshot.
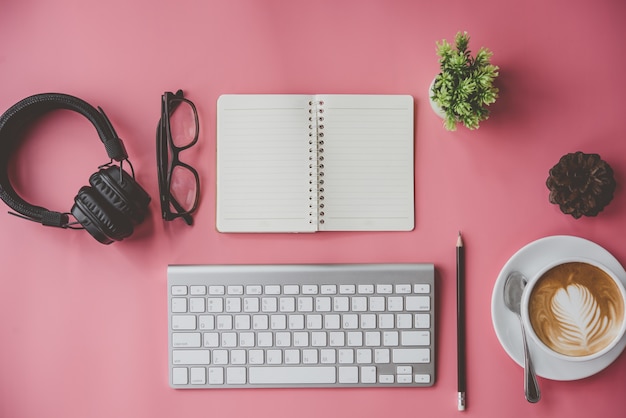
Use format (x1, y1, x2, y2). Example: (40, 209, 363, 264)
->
(157, 90, 200, 225)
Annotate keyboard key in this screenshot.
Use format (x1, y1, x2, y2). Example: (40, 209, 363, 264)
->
(414, 284, 430, 294)
(396, 314, 412, 329)
(302, 349, 318, 364)
(320, 349, 336, 363)
(311, 331, 326, 347)
(388, 297, 403, 311)
(379, 374, 394, 383)
(190, 367, 206, 384)
(369, 297, 385, 312)
(397, 374, 412, 383)
(315, 297, 331, 312)
(374, 348, 390, 363)
(190, 286, 206, 295)
(365, 331, 380, 346)
(265, 285, 281, 295)
(321, 284, 336, 294)
(227, 285, 243, 295)
(395, 284, 411, 294)
(288, 314, 305, 329)
(221, 333, 237, 347)
(252, 315, 269, 330)
(279, 297, 295, 312)
(306, 314, 322, 329)
(171, 315, 196, 330)
(361, 366, 377, 383)
(401, 331, 430, 346)
(209, 285, 224, 295)
(339, 284, 355, 294)
(358, 284, 374, 294)
(293, 331, 309, 346)
(189, 298, 205, 313)
(284, 349, 300, 364)
(172, 350, 210, 365)
(376, 284, 392, 294)
(234, 315, 251, 330)
(171, 298, 187, 313)
(270, 315, 287, 329)
(226, 367, 246, 384)
(249, 367, 336, 384)
(339, 366, 358, 383)
(333, 297, 349, 311)
(392, 348, 430, 363)
(283, 285, 299, 295)
(246, 285, 262, 295)
(212, 350, 228, 365)
(414, 313, 430, 329)
(172, 367, 188, 384)
(249, 350, 264, 364)
(415, 374, 431, 384)
(171, 286, 188, 296)
(262, 297, 277, 312)
(405, 296, 430, 311)
(203, 333, 218, 347)
(208, 367, 224, 384)
(216, 315, 232, 330)
(324, 314, 340, 329)
(297, 297, 313, 312)
(225, 298, 241, 313)
(342, 314, 358, 329)
(206, 298, 223, 313)
(351, 297, 367, 312)
(172, 332, 201, 348)
(198, 315, 214, 330)
(243, 298, 260, 313)
(302, 285, 318, 294)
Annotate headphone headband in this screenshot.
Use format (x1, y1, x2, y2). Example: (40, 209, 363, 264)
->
(0, 93, 130, 227)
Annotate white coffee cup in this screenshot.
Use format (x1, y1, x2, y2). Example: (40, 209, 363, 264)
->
(521, 257, 626, 362)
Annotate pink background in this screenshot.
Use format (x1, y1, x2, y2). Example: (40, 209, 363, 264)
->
(1, 1, 625, 417)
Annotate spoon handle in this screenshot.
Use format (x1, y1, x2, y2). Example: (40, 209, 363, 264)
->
(520, 322, 541, 403)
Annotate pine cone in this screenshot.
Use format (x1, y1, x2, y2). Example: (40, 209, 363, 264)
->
(546, 152, 616, 219)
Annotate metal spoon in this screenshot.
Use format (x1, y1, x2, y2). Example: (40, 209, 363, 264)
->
(503, 271, 541, 403)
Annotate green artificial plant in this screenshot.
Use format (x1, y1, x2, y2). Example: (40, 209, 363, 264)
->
(431, 31, 499, 131)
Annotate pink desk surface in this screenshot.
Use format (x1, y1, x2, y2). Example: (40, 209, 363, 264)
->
(1, 1, 625, 417)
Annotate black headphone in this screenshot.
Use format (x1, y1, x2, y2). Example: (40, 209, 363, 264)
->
(0, 93, 151, 244)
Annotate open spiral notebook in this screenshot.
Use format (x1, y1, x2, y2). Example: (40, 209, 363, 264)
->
(216, 94, 415, 233)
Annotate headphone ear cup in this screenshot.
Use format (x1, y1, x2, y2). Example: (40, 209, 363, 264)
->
(71, 186, 134, 244)
(89, 166, 150, 224)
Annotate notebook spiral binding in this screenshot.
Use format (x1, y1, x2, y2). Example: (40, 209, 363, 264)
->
(308, 100, 325, 225)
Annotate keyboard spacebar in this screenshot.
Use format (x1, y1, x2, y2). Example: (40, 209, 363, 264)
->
(249, 367, 336, 385)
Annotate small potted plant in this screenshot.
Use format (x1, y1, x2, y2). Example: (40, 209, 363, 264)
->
(430, 31, 499, 131)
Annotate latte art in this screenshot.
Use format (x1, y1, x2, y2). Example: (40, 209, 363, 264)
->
(528, 262, 625, 357)
(549, 284, 615, 356)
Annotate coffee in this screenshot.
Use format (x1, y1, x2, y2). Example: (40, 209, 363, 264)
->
(528, 261, 625, 357)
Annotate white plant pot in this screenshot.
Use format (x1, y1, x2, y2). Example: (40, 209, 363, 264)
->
(429, 77, 447, 119)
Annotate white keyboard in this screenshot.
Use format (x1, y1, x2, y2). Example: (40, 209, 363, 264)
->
(168, 263, 435, 388)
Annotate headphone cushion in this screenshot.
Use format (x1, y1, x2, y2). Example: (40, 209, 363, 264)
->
(89, 166, 150, 224)
(71, 186, 134, 244)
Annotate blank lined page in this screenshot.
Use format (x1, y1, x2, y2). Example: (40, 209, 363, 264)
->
(216, 95, 316, 232)
(316, 95, 414, 231)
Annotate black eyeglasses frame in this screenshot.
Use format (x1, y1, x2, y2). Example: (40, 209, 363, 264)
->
(157, 89, 200, 225)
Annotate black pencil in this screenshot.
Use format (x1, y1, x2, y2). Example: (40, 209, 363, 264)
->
(457, 231, 466, 411)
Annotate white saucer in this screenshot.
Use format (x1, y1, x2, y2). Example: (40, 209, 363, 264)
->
(491, 235, 626, 381)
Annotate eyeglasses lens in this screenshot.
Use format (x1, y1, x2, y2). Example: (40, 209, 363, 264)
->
(168, 99, 199, 213)
(169, 99, 198, 148)
(170, 165, 197, 211)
